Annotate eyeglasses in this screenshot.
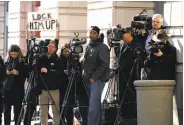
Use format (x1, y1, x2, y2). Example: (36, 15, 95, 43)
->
(63, 51, 69, 53)
(48, 46, 56, 49)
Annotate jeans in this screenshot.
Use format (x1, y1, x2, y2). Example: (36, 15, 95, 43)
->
(88, 80, 105, 125)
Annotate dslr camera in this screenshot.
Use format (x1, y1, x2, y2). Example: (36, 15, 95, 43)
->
(107, 24, 133, 47)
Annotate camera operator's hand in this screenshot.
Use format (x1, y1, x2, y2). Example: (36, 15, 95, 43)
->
(6, 70, 12, 75)
(41, 67, 48, 73)
(136, 29, 143, 35)
(26, 24, 31, 40)
(154, 49, 163, 57)
(12, 69, 19, 75)
(57, 22, 60, 28)
(89, 78, 95, 84)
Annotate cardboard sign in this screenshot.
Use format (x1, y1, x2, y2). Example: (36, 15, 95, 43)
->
(28, 12, 57, 31)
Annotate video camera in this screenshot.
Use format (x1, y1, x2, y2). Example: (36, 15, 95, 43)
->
(68, 32, 86, 69)
(107, 24, 133, 47)
(148, 40, 165, 53)
(26, 37, 50, 68)
(131, 9, 152, 32)
(69, 32, 86, 54)
(148, 30, 169, 53)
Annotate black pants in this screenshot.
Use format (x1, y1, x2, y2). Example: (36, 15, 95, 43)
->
(23, 105, 36, 125)
(0, 94, 3, 125)
(119, 69, 137, 119)
(4, 90, 23, 125)
(60, 89, 73, 125)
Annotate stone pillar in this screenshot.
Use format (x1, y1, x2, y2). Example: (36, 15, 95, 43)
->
(57, 1, 87, 52)
(8, 1, 32, 54)
(0, 1, 6, 57)
(134, 80, 176, 125)
(32, 1, 41, 38)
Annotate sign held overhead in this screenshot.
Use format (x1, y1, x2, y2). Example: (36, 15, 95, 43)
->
(28, 12, 58, 31)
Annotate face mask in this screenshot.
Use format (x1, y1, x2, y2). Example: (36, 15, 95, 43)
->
(90, 36, 97, 40)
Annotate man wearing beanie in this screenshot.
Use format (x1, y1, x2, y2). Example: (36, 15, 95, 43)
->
(83, 26, 110, 125)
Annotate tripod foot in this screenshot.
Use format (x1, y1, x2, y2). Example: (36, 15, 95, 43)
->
(119, 119, 137, 125)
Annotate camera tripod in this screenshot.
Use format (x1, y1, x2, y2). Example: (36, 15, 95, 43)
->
(17, 67, 65, 125)
(60, 65, 89, 125)
(97, 62, 119, 125)
(113, 52, 149, 125)
(97, 45, 136, 125)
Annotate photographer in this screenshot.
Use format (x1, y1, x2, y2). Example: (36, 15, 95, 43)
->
(0, 55, 6, 125)
(23, 23, 60, 125)
(144, 30, 176, 80)
(145, 14, 164, 54)
(83, 26, 110, 125)
(3, 45, 27, 125)
(39, 39, 63, 125)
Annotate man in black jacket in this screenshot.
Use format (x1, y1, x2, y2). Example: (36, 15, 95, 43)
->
(39, 40, 63, 125)
(118, 32, 139, 121)
(83, 26, 110, 125)
(23, 23, 61, 125)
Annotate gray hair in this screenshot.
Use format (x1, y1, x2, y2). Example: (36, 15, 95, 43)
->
(152, 14, 164, 24)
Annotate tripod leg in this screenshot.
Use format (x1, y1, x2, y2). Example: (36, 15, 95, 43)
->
(103, 78, 113, 103)
(24, 105, 36, 125)
(81, 77, 89, 97)
(16, 72, 35, 125)
(114, 59, 138, 125)
(59, 74, 76, 125)
(50, 90, 60, 125)
(119, 68, 136, 102)
(39, 73, 66, 125)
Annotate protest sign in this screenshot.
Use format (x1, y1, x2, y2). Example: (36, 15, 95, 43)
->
(28, 12, 57, 31)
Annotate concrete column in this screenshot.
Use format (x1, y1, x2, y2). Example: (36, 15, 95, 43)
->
(134, 80, 176, 125)
(8, 1, 32, 54)
(57, 1, 87, 52)
(0, 2, 5, 56)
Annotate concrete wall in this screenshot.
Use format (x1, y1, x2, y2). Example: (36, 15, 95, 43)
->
(8, 1, 32, 55)
(39, 1, 87, 55)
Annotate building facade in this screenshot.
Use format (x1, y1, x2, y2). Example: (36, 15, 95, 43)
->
(0, 1, 183, 125)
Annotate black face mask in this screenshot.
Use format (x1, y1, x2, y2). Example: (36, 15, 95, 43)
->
(90, 35, 98, 40)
